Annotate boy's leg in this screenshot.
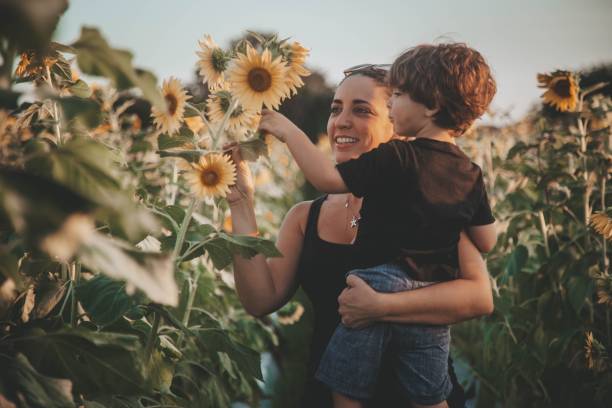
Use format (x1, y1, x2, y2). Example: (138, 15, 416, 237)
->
(392, 322, 452, 406)
(316, 264, 407, 401)
(412, 401, 449, 408)
(332, 392, 365, 408)
(315, 318, 390, 401)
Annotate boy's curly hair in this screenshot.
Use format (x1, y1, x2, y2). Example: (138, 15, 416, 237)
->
(389, 43, 496, 136)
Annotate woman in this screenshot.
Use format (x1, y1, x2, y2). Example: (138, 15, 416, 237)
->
(226, 66, 493, 407)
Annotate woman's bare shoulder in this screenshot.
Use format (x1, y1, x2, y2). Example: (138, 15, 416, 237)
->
(284, 200, 314, 235)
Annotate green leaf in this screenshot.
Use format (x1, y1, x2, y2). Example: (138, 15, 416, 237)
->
(10, 327, 148, 396)
(195, 328, 262, 380)
(202, 238, 233, 269)
(0, 89, 21, 110)
(67, 79, 92, 98)
(0, 168, 98, 250)
(238, 133, 269, 162)
(506, 245, 528, 277)
(78, 233, 178, 306)
(71, 27, 162, 108)
(0, 353, 75, 408)
(24, 138, 159, 242)
(56, 97, 102, 128)
(158, 150, 202, 163)
(568, 275, 594, 313)
(202, 232, 281, 270)
(76, 275, 140, 327)
(157, 132, 193, 150)
(0, 252, 23, 289)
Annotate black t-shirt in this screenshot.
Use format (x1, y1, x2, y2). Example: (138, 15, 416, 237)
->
(336, 138, 494, 269)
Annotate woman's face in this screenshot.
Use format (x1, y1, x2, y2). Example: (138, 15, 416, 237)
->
(327, 75, 394, 164)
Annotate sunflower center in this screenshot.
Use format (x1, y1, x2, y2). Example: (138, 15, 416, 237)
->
(201, 170, 219, 186)
(165, 93, 178, 115)
(248, 68, 272, 92)
(212, 48, 228, 72)
(552, 78, 572, 98)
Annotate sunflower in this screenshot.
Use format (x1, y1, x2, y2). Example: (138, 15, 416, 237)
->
(283, 41, 311, 95)
(207, 86, 259, 139)
(183, 153, 236, 199)
(14, 50, 57, 79)
(151, 77, 191, 135)
(584, 331, 609, 372)
(537, 70, 579, 112)
(590, 212, 612, 240)
(196, 35, 229, 90)
(594, 272, 612, 307)
(226, 44, 290, 111)
(585, 331, 595, 369)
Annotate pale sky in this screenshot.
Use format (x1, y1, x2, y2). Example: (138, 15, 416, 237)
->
(55, 0, 612, 122)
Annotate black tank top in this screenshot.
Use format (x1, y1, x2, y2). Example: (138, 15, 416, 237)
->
(296, 195, 466, 408)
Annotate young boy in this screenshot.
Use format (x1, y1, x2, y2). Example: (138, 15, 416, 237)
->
(259, 43, 497, 408)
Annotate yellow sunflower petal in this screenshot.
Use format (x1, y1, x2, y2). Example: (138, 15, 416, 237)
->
(537, 70, 579, 112)
(196, 35, 228, 90)
(183, 153, 236, 199)
(151, 77, 191, 135)
(206, 84, 259, 139)
(226, 44, 290, 111)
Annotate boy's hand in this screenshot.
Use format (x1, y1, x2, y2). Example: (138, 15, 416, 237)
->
(258, 109, 301, 143)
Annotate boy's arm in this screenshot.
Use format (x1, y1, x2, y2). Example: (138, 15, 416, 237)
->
(467, 223, 497, 253)
(259, 110, 348, 193)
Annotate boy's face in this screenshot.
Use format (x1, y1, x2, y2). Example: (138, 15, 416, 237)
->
(387, 89, 435, 137)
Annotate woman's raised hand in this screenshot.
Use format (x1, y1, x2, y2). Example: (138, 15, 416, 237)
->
(223, 142, 255, 207)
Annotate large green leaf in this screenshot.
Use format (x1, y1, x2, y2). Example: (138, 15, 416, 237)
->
(157, 131, 193, 150)
(76, 275, 141, 327)
(194, 328, 262, 381)
(567, 275, 594, 314)
(71, 27, 162, 108)
(24, 138, 159, 243)
(203, 232, 282, 269)
(78, 232, 178, 306)
(0, 0, 68, 51)
(0, 353, 75, 408)
(505, 245, 528, 277)
(0, 168, 98, 251)
(56, 97, 101, 128)
(238, 133, 269, 162)
(9, 327, 148, 396)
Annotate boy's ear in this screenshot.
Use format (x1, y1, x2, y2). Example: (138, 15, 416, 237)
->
(424, 106, 439, 118)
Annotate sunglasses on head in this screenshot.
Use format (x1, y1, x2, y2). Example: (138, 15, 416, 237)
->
(343, 63, 391, 77)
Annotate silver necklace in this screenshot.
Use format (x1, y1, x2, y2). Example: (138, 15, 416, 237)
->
(345, 195, 361, 229)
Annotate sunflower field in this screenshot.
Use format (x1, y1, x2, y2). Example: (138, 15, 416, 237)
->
(0, 2, 611, 408)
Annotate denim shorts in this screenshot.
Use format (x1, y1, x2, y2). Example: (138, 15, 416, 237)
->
(315, 262, 452, 405)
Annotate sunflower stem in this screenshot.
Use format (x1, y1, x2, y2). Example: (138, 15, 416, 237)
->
(144, 311, 161, 364)
(176, 262, 202, 348)
(173, 198, 197, 261)
(169, 163, 179, 205)
(538, 210, 551, 258)
(45, 65, 63, 145)
(212, 99, 239, 150)
(578, 113, 591, 247)
(602, 175, 608, 275)
(70, 262, 81, 327)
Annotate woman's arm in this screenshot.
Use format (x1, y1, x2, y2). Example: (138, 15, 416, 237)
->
(226, 145, 309, 317)
(338, 231, 494, 327)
